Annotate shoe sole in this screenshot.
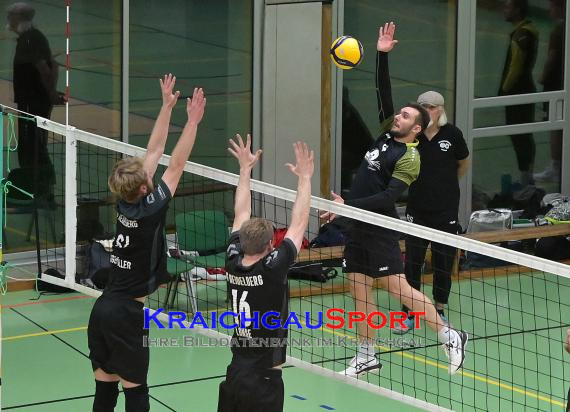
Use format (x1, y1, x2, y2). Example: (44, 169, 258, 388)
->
(341, 362, 383, 378)
(449, 331, 468, 375)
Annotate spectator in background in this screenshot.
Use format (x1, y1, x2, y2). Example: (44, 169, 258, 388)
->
(7, 2, 59, 199)
(396, 90, 469, 334)
(499, 0, 538, 187)
(534, 0, 565, 184)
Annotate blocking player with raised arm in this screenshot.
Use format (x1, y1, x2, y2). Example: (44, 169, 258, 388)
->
(87, 75, 206, 412)
(218, 136, 314, 412)
(321, 23, 468, 378)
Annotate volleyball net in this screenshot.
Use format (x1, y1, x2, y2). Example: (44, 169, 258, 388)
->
(1, 107, 569, 411)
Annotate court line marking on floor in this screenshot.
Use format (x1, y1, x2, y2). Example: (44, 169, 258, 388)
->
(148, 394, 176, 412)
(2, 384, 193, 411)
(2, 326, 88, 342)
(1, 295, 93, 309)
(5, 306, 565, 408)
(6, 317, 558, 408)
(2, 372, 244, 410)
(1, 300, 227, 342)
(8, 307, 90, 360)
(296, 319, 566, 409)
(4, 308, 169, 412)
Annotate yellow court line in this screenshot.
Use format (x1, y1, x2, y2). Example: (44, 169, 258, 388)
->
(2, 326, 87, 342)
(296, 319, 566, 409)
(154, 307, 567, 408)
(2, 306, 232, 342)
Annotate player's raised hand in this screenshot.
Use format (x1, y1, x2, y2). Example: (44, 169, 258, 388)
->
(186, 88, 206, 125)
(319, 191, 344, 221)
(160, 73, 180, 109)
(286, 142, 314, 179)
(228, 134, 262, 170)
(377, 21, 398, 53)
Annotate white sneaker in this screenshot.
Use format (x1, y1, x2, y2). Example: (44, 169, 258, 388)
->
(339, 356, 381, 378)
(534, 167, 561, 183)
(443, 330, 468, 375)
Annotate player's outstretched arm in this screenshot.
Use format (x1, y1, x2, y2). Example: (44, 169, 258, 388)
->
(376, 22, 398, 127)
(284, 142, 314, 253)
(162, 88, 206, 195)
(228, 134, 262, 232)
(144, 74, 181, 180)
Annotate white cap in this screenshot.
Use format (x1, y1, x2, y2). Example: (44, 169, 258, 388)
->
(417, 91, 444, 107)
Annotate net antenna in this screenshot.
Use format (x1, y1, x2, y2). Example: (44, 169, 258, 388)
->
(65, 0, 71, 126)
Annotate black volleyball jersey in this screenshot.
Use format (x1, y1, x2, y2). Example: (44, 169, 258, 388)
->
(348, 133, 419, 219)
(103, 179, 172, 299)
(346, 52, 420, 222)
(225, 231, 297, 369)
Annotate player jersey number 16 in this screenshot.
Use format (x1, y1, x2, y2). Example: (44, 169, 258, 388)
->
(231, 289, 252, 327)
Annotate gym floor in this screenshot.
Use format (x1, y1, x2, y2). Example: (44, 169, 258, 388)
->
(1, 1, 568, 410)
(2, 289, 423, 412)
(2, 268, 569, 411)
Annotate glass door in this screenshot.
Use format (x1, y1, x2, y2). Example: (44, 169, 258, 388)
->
(456, 0, 569, 222)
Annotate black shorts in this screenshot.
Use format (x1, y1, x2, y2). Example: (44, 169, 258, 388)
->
(343, 225, 403, 278)
(217, 364, 284, 412)
(88, 295, 149, 384)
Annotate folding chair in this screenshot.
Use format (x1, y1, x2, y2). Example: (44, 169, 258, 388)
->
(165, 210, 229, 313)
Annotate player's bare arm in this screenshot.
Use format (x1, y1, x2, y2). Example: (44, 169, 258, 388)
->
(228, 133, 262, 232)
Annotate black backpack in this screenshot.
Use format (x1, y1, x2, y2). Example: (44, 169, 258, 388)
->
(37, 268, 74, 293)
(288, 262, 338, 283)
(309, 217, 351, 247)
(82, 238, 113, 289)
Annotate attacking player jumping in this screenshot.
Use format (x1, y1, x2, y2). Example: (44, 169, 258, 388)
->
(321, 22, 468, 378)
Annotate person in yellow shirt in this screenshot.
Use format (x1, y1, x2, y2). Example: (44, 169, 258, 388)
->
(500, 0, 538, 187)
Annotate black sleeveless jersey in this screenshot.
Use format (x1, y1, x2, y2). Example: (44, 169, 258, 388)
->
(225, 231, 297, 369)
(103, 180, 171, 299)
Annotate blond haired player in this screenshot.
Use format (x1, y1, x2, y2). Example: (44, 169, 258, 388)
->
(87, 74, 206, 412)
